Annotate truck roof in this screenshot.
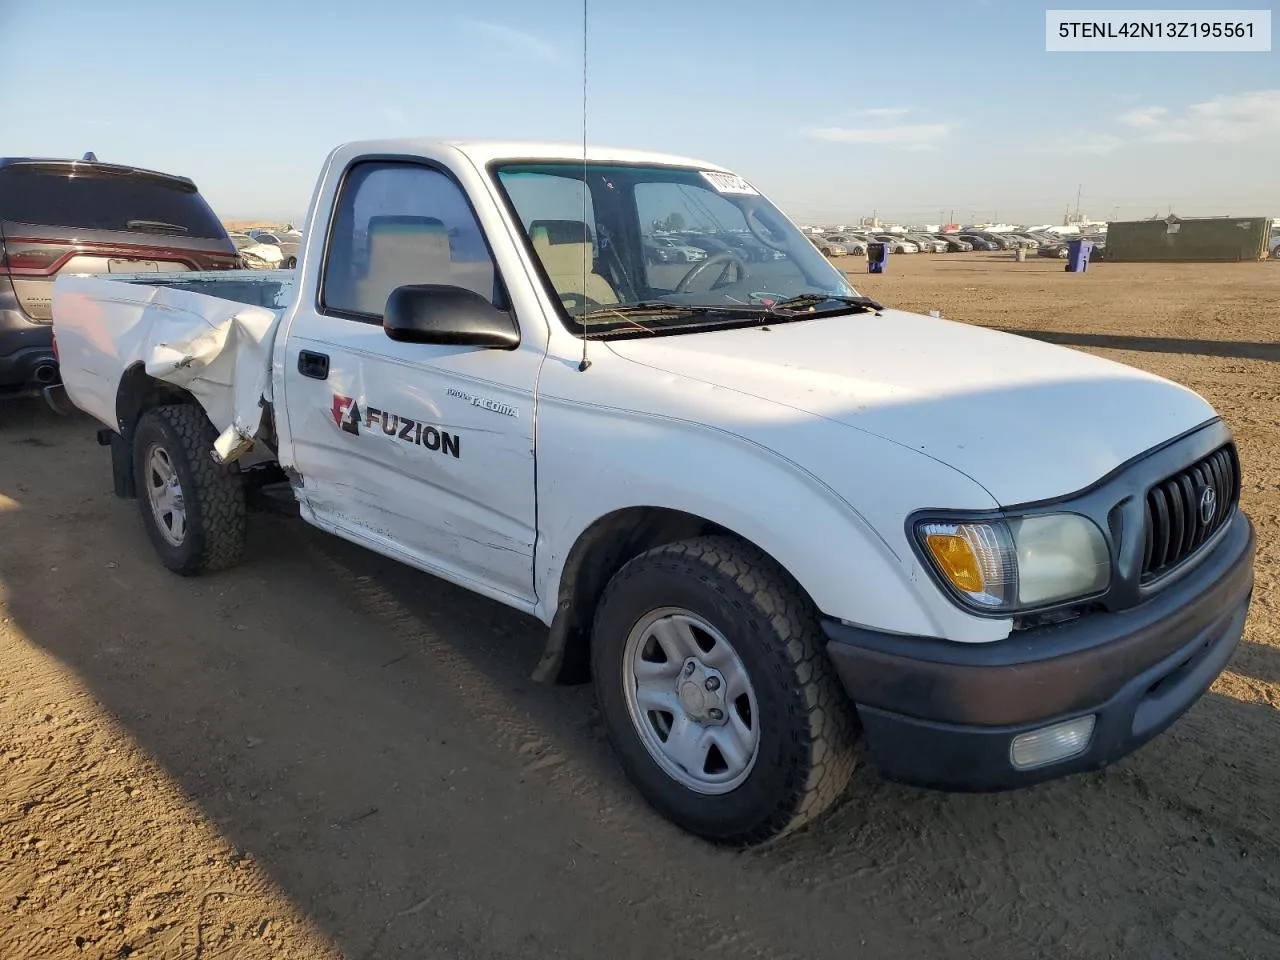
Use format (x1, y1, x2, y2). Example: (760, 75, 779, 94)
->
(330, 138, 733, 173)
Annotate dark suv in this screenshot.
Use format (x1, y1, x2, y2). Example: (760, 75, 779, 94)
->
(0, 156, 240, 396)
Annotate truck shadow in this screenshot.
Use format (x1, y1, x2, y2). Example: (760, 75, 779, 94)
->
(2, 398, 1279, 959)
(1231, 635, 1280, 686)
(999, 329, 1280, 362)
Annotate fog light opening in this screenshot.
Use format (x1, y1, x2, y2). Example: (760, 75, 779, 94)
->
(1009, 715, 1096, 771)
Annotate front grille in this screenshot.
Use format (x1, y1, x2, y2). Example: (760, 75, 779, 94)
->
(1141, 444, 1239, 581)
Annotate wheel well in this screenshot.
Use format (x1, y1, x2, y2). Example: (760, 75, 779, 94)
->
(106, 363, 201, 499)
(535, 507, 806, 686)
(115, 362, 198, 439)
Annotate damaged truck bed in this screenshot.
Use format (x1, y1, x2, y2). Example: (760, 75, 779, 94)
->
(52, 270, 293, 464)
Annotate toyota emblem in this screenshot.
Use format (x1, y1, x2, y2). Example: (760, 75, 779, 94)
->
(1198, 486, 1217, 524)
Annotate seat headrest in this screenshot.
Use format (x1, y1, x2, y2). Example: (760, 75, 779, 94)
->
(366, 215, 447, 241)
(530, 219, 595, 246)
(350, 214, 455, 315)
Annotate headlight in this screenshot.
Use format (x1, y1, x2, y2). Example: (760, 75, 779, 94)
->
(917, 513, 1110, 613)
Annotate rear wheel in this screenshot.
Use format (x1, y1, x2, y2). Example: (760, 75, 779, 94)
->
(592, 536, 859, 845)
(132, 404, 246, 576)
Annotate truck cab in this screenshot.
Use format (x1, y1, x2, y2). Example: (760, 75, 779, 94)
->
(50, 139, 1256, 845)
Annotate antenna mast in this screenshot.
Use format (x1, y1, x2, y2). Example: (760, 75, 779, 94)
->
(578, 0, 592, 372)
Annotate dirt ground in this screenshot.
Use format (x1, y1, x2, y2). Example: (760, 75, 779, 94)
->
(1, 252, 1277, 960)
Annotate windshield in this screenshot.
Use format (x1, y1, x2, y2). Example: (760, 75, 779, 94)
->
(492, 161, 858, 335)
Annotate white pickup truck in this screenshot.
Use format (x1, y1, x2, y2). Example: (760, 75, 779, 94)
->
(49, 139, 1255, 845)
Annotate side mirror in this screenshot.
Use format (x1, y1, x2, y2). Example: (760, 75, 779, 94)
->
(383, 284, 519, 348)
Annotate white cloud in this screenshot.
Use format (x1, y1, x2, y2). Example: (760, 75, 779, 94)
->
(378, 105, 408, 125)
(1026, 89, 1280, 157)
(1024, 133, 1123, 156)
(1068, 135, 1123, 155)
(1059, 134, 1123, 155)
(459, 18, 558, 63)
(802, 122, 954, 147)
(1119, 90, 1280, 143)
(1118, 106, 1169, 129)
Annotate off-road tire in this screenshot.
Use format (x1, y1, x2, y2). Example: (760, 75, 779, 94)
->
(132, 404, 246, 576)
(592, 535, 860, 846)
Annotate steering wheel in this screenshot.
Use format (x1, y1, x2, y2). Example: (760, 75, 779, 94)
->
(559, 292, 606, 314)
(674, 252, 749, 294)
(744, 205, 790, 253)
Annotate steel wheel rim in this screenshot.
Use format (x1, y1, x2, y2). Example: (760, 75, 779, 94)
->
(144, 443, 187, 547)
(621, 607, 760, 795)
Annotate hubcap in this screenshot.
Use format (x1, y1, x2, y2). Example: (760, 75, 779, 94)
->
(144, 443, 186, 547)
(621, 608, 760, 794)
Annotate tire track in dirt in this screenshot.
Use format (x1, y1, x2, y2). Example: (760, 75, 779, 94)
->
(753, 761, 1280, 959)
(300, 534, 805, 960)
(299, 532, 1017, 960)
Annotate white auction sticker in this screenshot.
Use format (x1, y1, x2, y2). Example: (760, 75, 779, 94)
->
(700, 171, 759, 195)
(1046, 10, 1271, 51)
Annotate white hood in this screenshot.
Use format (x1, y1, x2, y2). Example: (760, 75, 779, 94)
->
(605, 309, 1217, 505)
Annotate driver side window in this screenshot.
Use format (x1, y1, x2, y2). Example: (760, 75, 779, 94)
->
(322, 161, 498, 321)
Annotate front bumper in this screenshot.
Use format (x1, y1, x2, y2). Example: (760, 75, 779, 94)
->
(823, 510, 1255, 791)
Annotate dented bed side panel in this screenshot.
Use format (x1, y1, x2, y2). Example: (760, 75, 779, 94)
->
(52, 272, 293, 461)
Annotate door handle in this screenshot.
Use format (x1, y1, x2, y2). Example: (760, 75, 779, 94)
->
(298, 350, 329, 380)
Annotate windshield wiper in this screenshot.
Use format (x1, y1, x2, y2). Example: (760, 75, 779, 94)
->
(575, 301, 763, 333)
(578, 301, 756, 320)
(766, 293, 883, 316)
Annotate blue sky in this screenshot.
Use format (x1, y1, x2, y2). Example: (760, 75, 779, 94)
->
(1, 0, 1275, 225)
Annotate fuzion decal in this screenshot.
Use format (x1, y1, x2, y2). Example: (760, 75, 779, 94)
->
(446, 386, 518, 419)
(331, 393, 461, 459)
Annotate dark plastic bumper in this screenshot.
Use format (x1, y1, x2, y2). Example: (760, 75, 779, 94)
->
(824, 511, 1256, 791)
(0, 305, 56, 393)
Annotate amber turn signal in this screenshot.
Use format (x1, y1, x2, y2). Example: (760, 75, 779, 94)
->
(924, 533, 985, 593)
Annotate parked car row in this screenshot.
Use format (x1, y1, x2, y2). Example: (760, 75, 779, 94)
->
(230, 227, 302, 269)
(645, 230, 787, 265)
(804, 226, 1114, 259)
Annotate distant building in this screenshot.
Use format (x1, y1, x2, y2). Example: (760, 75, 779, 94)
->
(1063, 211, 1107, 231)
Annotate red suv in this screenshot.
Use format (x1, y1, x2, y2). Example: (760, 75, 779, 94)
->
(0, 156, 240, 396)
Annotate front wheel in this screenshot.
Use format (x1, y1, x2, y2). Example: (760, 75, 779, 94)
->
(133, 404, 247, 576)
(592, 536, 859, 845)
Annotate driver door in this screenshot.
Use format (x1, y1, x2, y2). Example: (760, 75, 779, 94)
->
(280, 159, 542, 604)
